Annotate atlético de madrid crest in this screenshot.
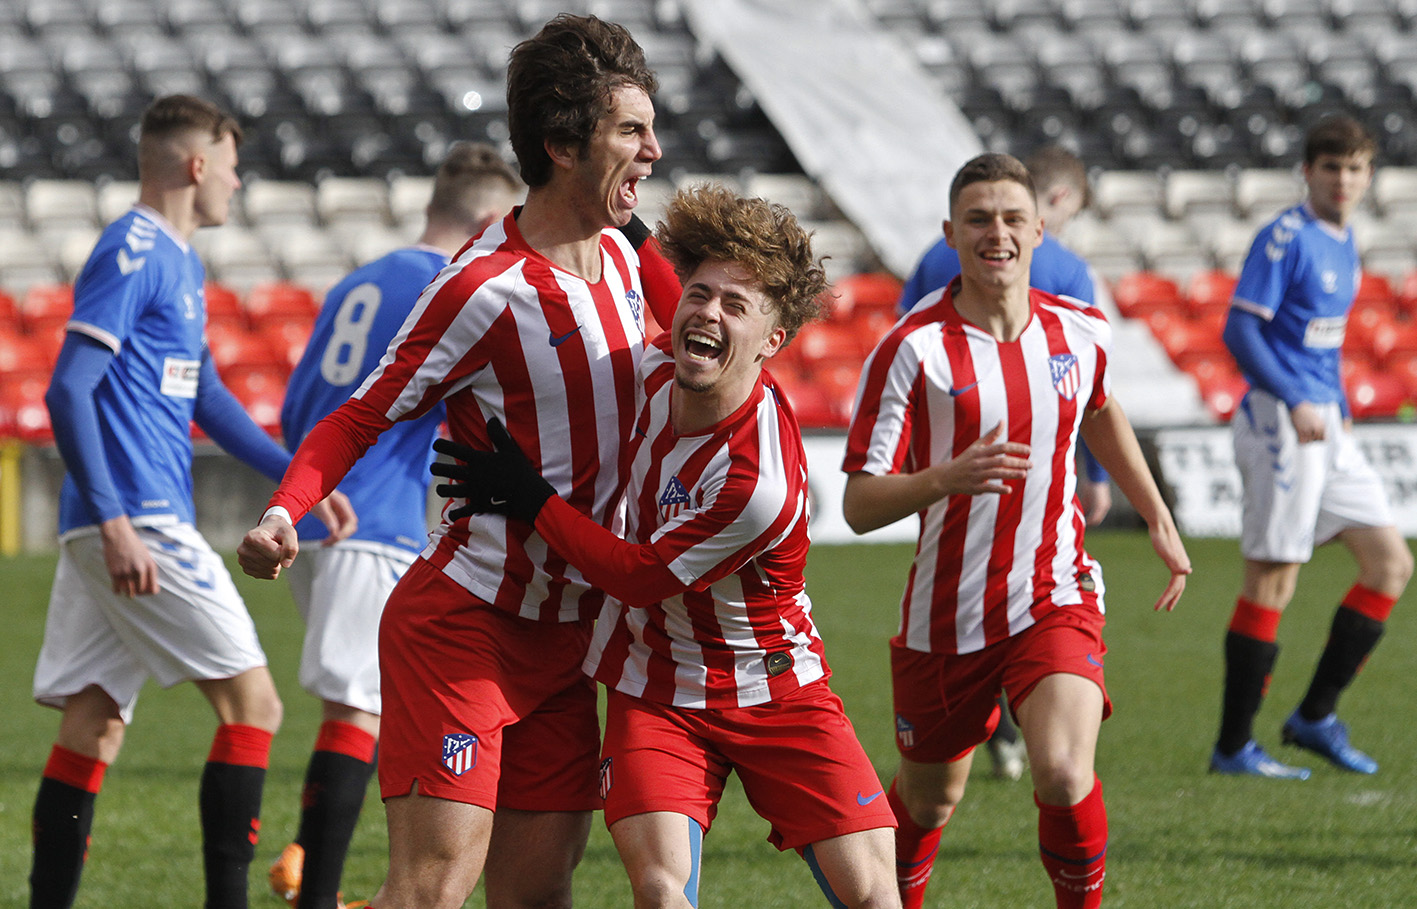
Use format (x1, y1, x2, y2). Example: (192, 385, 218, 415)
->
(659, 476, 691, 521)
(442, 733, 478, 777)
(1049, 353, 1081, 401)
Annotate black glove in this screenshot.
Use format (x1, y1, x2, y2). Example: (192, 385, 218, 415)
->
(431, 417, 555, 524)
(617, 212, 653, 250)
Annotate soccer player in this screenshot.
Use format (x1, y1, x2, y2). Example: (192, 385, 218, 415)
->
(841, 153, 1191, 909)
(431, 184, 900, 908)
(29, 94, 354, 909)
(1210, 115, 1412, 779)
(235, 16, 678, 909)
(264, 143, 523, 909)
(897, 145, 1112, 782)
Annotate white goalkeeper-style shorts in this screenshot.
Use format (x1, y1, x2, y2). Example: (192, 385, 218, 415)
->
(284, 541, 416, 715)
(33, 521, 267, 724)
(1233, 389, 1393, 564)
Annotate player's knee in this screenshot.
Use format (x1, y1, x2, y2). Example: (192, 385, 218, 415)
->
(1031, 758, 1093, 806)
(627, 868, 693, 909)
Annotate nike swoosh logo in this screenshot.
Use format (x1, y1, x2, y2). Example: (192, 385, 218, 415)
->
(1086, 653, 1104, 668)
(856, 789, 884, 806)
(549, 326, 582, 347)
(948, 380, 979, 397)
(490, 497, 508, 506)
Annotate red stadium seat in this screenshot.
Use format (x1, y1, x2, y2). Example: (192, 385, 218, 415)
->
(21, 284, 74, 327)
(1199, 371, 1249, 423)
(206, 323, 285, 373)
(244, 281, 319, 324)
(831, 272, 904, 318)
(0, 371, 53, 442)
(793, 321, 870, 369)
(1354, 271, 1397, 309)
(224, 365, 288, 435)
(0, 332, 53, 375)
(1185, 268, 1238, 313)
(768, 369, 838, 429)
(1346, 370, 1408, 420)
(205, 281, 243, 324)
(260, 318, 316, 371)
(0, 290, 18, 325)
(1159, 317, 1228, 366)
(1111, 271, 1183, 320)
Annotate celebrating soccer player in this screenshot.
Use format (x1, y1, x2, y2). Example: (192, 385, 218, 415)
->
(432, 183, 900, 909)
(236, 15, 678, 909)
(841, 152, 1191, 909)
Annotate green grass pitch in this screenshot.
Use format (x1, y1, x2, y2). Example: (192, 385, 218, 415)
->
(2, 532, 1415, 907)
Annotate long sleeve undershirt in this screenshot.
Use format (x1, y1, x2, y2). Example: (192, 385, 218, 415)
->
(535, 495, 685, 607)
(45, 333, 125, 524)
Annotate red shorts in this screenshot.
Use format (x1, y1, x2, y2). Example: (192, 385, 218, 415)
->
(377, 558, 599, 811)
(891, 604, 1111, 764)
(599, 681, 896, 851)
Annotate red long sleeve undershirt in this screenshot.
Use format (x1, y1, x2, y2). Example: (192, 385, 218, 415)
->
(638, 236, 682, 330)
(268, 397, 393, 523)
(535, 496, 686, 607)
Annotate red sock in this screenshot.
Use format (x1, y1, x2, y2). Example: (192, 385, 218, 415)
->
(1037, 777, 1107, 909)
(43, 744, 108, 793)
(314, 720, 378, 762)
(888, 778, 949, 909)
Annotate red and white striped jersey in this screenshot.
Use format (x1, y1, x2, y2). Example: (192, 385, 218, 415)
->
(270, 213, 650, 622)
(584, 340, 829, 708)
(842, 286, 1111, 655)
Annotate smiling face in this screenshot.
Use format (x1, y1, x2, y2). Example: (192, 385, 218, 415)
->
(568, 84, 660, 229)
(1304, 151, 1372, 227)
(672, 259, 786, 412)
(944, 179, 1043, 291)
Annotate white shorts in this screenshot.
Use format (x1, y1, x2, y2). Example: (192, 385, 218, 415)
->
(33, 522, 267, 724)
(1233, 390, 1393, 563)
(284, 542, 416, 715)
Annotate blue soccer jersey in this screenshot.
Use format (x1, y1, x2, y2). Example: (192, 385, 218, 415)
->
(58, 207, 209, 534)
(281, 246, 450, 552)
(898, 231, 1095, 312)
(1229, 204, 1358, 407)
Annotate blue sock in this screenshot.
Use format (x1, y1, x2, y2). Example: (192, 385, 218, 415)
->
(684, 817, 703, 908)
(802, 843, 848, 908)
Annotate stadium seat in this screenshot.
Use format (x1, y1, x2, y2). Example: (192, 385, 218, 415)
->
(244, 281, 320, 323)
(1110, 271, 1184, 320)
(1355, 270, 1398, 307)
(1186, 269, 1239, 313)
(769, 369, 841, 430)
(205, 322, 285, 373)
(830, 272, 904, 318)
(260, 318, 316, 371)
(793, 321, 871, 369)
(1347, 369, 1408, 419)
(0, 369, 53, 442)
(1235, 168, 1304, 218)
(20, 283, 74, 325)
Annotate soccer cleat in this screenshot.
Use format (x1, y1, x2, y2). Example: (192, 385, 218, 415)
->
(987, 736, 1027, 781)
(1282, 710, 1378, 774)
(269, 843, 304, 907)
(1209, 740, 1311, 780)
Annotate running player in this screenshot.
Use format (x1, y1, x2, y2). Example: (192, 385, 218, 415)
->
(29, 94, 353, 909)
(1210, 114, 1412, 779)
(264, 143, 523, 909)
(842, 153, 1190, 909)
(236, 16, 677, 908)
(897, 145, 1112, 781)
(431, 184, 900, 908)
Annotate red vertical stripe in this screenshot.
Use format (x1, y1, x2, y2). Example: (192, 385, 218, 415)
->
(1031, 304, 1080, 620)
(983, 338, 1030, 644)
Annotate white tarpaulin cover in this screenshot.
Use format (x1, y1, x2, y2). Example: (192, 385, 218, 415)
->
(681, 0, 982, 277)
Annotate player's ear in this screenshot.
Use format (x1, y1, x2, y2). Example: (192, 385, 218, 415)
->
(943, 218, 955, 249)
(544, 138, 579, 172)
(761, 323, 787, 359)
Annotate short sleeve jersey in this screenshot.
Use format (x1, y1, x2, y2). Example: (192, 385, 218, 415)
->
(843, 288, 1111, 655)
(899, 232, 1094, 313)
(583, 340, 828, 708)
(59, 206, 208, 534)
(282, 246, 450, 553)
(1229, 203, 1358, 406)
(328, 212, 649, 623)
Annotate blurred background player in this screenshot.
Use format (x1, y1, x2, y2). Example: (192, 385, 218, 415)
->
(236, 15, 679, 909)
(265, 142, 523, 909)
(896, 144, 1112, 781)
(431, 184, 900, 908)
(1210, 114, 1412, 780)
(842, 153, 1190, 909)
(29, 94, 353, 909)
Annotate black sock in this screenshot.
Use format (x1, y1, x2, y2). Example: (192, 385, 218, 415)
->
(1217, 631, 1279, 756)
(1299, 607, 1385, 722)
(295, 747, 378, 909)
(200, 761, 266, 909)
(30, 778, 96, 909)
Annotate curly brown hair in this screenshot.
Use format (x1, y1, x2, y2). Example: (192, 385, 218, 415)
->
(656, 184, 827, 345)
(506, 15, 657, 188)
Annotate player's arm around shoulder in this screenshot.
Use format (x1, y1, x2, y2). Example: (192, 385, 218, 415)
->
(1079, 398, 1191, 611)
